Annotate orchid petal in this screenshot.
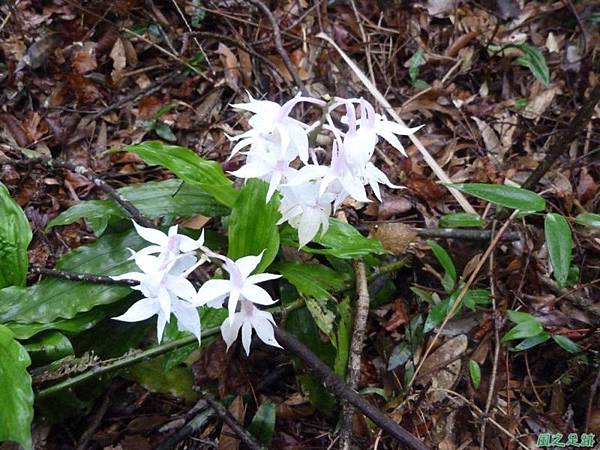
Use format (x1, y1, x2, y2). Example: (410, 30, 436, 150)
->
(240, 284, 277, 306)
(133, 221, 167, 246)
(112, 297, 158, 322)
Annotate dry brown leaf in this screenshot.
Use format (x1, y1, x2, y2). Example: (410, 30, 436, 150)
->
(216, 43, 241, 92)
(109, 38, 127, 83)
(219, 395, 245, 450)
(472, 116, 502, 162)
(417, 334, 467, 403)
(521, 86, 561, 120)
(72, 42, 97, 74)
(577, 167, 597, 204)
(237, 49, 253, 87)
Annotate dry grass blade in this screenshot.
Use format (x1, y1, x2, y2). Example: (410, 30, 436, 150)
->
(316, 33, 477, 214)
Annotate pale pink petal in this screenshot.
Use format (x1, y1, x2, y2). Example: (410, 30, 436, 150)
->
(134, 254, 161, 274)
(166, 276, 197, 302)
(227, 289, 241, 323)
(229, 162, 271, 179)
(156, 313, 168, 343)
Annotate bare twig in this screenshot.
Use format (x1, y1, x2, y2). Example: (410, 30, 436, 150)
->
(316, 32, 477, 215)
(30, 267, 137, 286)
(157, 403, 214, 450)
(75, 385, 115, 450)
(247, 0, 307, 94)
(414, 227, 519, 241)
(522, 84, 600, 191)
(273, 328, 429, 450)
(200, 391, 263, 450)
(339, 260, 371, 450)
(48, 160, 155, 228)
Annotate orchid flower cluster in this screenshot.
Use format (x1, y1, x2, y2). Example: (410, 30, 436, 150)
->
(112, 222, 282, 355)
(228, 93, 422, 246)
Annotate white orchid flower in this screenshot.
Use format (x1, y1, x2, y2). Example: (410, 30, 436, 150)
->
(130, 221, 206, 264)
(228, 92, 325, 163)
(278, 181, 334, 247)
(334, 98, 423, 158)
(194, 251, 281, 323)
(229, 143, 299, 202)
(220, 299, 282, 355)
(112, 254, 202, 342)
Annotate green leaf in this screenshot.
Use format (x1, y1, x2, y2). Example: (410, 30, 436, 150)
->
(0, 325, 33, 450)
(358, 387, 388, 400)
(449, 183, 546, 212)
(468, 359, 481, 389)
(120, 141, 238, 207)
(544, 213, 573, 288)
(154, 122, 177, 142)
(510, 43, 550, 86)
(0, 182, 32, 288)
(506, 309, 537, 324)
(439, 213, 484, 228)
(281, 219, 386, 259)
(408, 48, 426, 83)
(424, 297, 452, 333)
(501, 320, 544, 342)
(304, 296, 336, 338)
(23, 331, 74, 366)
(463, 289, 491, 310)
(277, 261, 347, 301)
(6, 304, 120, 340)
(333, 297, 352, 377)
(427, 240, 457, 284)
(552, 335, 581, 354)
(0, 230, 144, 324)
(575, 213, 600, 229)
(512, 331, 551, 351)
(410, 286, 435, 304)
(47, 179, 229, 234)
(387, 341, 412, 371)
(125, 356, 198, 402)
(248, 400, 276, 448)
(228, 179, 280, 272)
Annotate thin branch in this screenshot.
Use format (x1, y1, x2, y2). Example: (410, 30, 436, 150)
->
(49, 159, 155, 228)
(200, 391, 263, 450)
(339, 260, 370, 450)
(273, 328, 429, 450)
(414, 227, 520, 241)
(247, 0, 307, 94)
(30, 267, 137, 286)
(522, 84, 600, 191)
(0, 156, 156, 229)
(156, 401, 214, 450)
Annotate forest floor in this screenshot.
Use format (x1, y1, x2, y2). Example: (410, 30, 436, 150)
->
(1, 0, 600, 449)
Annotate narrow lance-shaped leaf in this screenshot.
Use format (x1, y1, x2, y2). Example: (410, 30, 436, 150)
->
(0, 324, 34, 450)
(427, 240, 457, 284)
(248, 400, 276, 448)
(449, 183, 546, 212)
(544, 213, 573, 288)
(0, 182, 32, 288)
(575, 212, 600, 229)
(119, 141, 238, 207)
(228, 179, 280, 272)
(469, 359, 481, 389)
